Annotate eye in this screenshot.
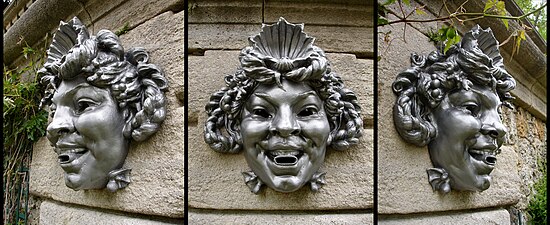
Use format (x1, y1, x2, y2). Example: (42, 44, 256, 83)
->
(462, 102, 479, 116)
(297, 107, 318, 117)
(252, 108, 271, 118)
(76, 99, 96, 113)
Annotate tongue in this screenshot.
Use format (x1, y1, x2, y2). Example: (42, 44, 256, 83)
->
(274, 155, 298, 165)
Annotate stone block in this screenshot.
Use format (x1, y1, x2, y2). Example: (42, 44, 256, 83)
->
(29, 11, 185, 218)
(188, 51, 373, 125)
(264, 1, 373, 27)
(188, 0, 263, 24)
(188, 24, 373, 57)
(377, 16, 522, 214)
(39, 200, 182, 224)
(78, 0, 184, 34)
(119, 11, 185, 108)
(188, 125, 373, 210)
(189, 210, 373, 224)
(379, 208, 510, 225)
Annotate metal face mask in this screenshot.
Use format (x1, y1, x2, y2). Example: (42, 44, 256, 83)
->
(40, 17, 168, 192)
(392, 25, 516, 194)
(204, 18, 363, 194)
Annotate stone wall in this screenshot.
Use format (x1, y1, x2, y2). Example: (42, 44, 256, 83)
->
(377, 0, 546, 223)
(4, 0, 185, 223)
(187, 0, 375, 223)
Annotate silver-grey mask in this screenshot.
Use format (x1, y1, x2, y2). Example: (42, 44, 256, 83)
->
(204, 18, 363, 194)
(392, 25, 516, 194)
(39, 17, 168, 192)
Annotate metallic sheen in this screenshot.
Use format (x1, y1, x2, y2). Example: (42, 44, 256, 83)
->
(39, 17, 168, 192)
(204, 18, 363, 194)
(392, 25, 516, 194)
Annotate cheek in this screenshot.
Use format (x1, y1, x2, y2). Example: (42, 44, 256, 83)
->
(300, 119, 331, 147)
(240, 120, 270, 146)
(437, 111, 481, 137)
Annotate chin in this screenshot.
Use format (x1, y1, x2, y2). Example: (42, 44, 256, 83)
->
(64, 173, 107, 190)
(268, 176, 305, 192)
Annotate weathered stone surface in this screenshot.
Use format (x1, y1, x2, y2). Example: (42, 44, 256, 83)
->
(189, 210, 373, 224)
(264, 1, 373, 27)
(119, 11, 185, 109)
(3, 0, 87, 66)
(188, 51, 373, 125)
(29, 11, 185, 218)
(188, 0, 263, 24)
(188, 124, 373, 210)
(188, 24, 373, 56)
(77, 0, 183, 34)
(40, 201, 182, 224)
(379, 208, 511, 225)
(377, 18, 522, 214)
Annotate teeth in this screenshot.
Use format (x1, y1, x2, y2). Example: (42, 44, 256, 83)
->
(270, 150, 300, 156)
(59, 148, 87, 154)
(469, 149, 495, 156)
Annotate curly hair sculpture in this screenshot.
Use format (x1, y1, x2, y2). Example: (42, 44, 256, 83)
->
(204, 18, 363, 154)
(39, 17, 168, 142)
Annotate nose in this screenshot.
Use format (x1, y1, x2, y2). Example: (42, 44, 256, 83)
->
(46, 107, 75, 142)
(269, 106, 300, 137)
(480, 112, 507, 139)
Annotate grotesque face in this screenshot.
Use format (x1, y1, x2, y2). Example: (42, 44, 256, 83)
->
(240, 79, 331, 192)
(428, 84, 506, 191)
(46, 75, 129, 190)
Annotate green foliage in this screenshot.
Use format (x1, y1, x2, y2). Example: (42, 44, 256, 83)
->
(3, 42, 48, 224)
(514, 0, 547, 40)
(527, 159, 547, 225)
(484, 0, 509, 29)
(428, 25, 461, 54)
(115, 22, 130, 36)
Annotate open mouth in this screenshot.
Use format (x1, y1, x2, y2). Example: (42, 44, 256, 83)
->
(266, 150, 304, 166)
(58, 148, 88, 164)
(468, 149, 497, 166)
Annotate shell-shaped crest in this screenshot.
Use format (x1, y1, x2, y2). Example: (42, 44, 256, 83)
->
(45, 17, 90, 66)
(249, 17, 315, 60)
(461, 25, 503, 69)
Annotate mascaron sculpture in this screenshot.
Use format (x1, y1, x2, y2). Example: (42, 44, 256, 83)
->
(393, 25, 516, 194)
(39, 17, 168, 192)
(204, 18, 363, 194)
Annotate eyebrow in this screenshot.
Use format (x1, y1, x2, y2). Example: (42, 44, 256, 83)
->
(254, 90, 317, 105)
(52, 83, 93, 102)
(469, 88, 502, 107)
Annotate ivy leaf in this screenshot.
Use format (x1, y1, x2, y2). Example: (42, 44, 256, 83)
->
(403, 0, 410, 6)
(484, 0, 497, 13)
(383, 0, 396, 6)
(496, 1, 506, 15)
(415, 8, 427, 15)
(502, 19, 509, 29)
(378, 17, 389, 26)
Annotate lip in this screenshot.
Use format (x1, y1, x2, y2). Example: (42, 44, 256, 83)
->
(257, 144, 307, 176)
(267, 150, 304, 166)
(55, 142, 89, 172)
(468, 145, 498, 174)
